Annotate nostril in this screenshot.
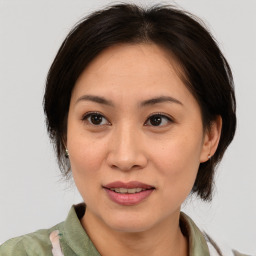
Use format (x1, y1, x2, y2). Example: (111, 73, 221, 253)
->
(106, 149, 148, 171)
(111, 163, 145, 171)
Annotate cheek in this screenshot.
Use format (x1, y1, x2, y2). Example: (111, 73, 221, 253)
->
(68, 140, 105, 205)
(67, 129, 108, 198)
(152, 134, 202, 192)
(154, 134, 202, 169)
(69, 138, 106, 176)
(67, 117, 106, 173)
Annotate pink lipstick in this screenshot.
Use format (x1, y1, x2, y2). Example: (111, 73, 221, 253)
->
(103, 181, 155, 206)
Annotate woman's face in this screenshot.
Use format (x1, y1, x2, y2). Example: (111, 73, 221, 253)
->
(67, 43, 211, 232)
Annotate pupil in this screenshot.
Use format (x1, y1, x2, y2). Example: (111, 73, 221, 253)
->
(91, 114, 102, 125)
(150, 115, 161, 126)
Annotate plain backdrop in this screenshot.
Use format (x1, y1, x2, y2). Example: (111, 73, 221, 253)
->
(0, 0, 255, 254)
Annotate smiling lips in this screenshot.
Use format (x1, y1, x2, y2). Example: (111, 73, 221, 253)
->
(109, 187, 147, 194)
(103, 181, 155, 206)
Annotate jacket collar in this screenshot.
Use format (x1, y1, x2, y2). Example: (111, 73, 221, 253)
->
(180, 212, 210, 255)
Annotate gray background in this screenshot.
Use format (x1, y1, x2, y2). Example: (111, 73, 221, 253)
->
(0, 0, 255, 254)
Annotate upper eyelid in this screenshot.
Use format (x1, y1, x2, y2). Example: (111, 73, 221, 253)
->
(82, 111, 106, 119)
(146, 112, 174, 121)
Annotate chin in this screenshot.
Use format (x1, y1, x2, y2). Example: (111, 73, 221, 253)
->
(108, 220, 152, 233)
(101, 210, 158, 233)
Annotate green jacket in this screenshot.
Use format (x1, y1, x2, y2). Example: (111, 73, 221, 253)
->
(0, 204, 249, 256)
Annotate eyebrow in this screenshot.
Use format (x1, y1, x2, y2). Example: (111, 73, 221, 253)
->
(75, 95, 183, 107)
(75, 95, 114, 106)
(140, 96, 183, 107)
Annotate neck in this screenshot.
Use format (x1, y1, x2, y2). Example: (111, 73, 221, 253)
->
(81, 209, 188, 256)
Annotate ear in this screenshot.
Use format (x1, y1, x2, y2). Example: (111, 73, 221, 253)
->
(200, 116, 222, 163)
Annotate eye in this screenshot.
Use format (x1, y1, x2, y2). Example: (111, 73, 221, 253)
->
(82, 112, 110, 126)
(144, 113, 173, 127)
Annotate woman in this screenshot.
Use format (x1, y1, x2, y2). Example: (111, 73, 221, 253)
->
(0, 3, 248, 256)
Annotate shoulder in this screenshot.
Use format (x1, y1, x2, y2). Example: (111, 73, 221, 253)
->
(0, 204, 89, 256)
(205, 233, 251, 256)
(180, 212, 250, 256)
(0, 223, 63, 256)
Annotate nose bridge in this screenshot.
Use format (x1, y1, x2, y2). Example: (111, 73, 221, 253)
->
(107, 121, 147, 171)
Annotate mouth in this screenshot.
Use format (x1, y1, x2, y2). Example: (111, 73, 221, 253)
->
(108, 187, 151, 194)
(103, 181, 155, 192)
(103, 181, 155, 206)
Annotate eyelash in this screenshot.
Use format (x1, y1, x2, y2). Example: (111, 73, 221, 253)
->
(82, 111, 110, 126)
(81, 112, 174, 127)
(145, 112, 174, 127)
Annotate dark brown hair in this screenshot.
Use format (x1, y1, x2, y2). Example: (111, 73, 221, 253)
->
(44, 4, 236, 201)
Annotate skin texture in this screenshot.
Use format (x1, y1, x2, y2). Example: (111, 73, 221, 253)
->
(67, 43, 222, 256)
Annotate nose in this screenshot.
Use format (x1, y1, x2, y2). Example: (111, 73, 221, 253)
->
(106, 124, 148, 172)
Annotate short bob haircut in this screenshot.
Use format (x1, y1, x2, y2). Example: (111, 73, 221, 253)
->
(44, 4, 236, 201)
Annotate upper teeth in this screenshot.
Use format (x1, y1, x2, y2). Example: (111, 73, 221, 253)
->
(110, 188, 146, 194)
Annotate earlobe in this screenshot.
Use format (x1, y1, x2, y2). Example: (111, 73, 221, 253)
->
(200, 116, 222, 163)
(65, 148, 69, 158)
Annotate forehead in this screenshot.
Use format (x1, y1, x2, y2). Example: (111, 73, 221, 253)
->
(77, 43, 180, 82)
(71, 43, 194, 106)
(84, 43, 176, 74)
